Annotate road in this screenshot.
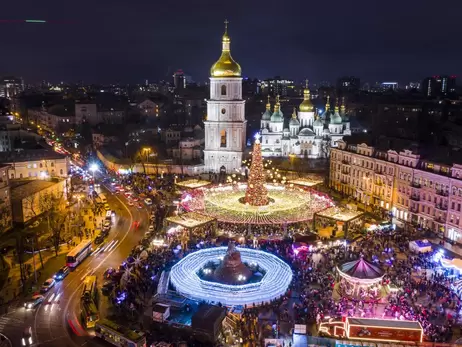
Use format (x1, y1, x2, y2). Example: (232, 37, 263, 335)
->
(0, 186, 149, 347)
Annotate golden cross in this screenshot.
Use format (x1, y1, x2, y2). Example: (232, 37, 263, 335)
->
(224, 19, 229, 31)
(305, 79, 309, 88)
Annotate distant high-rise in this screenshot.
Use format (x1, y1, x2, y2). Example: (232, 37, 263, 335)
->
(337, 76, 360, 92)
(173, 70, 186, 90)
(0, 76, 24, 99)
(261, 76, 294, 96)
(422, 75, 457, 97)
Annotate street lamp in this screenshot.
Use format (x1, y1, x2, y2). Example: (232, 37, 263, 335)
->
(89, 163, 99, 181)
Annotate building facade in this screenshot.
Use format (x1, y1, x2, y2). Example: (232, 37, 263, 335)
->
(330, 140, 462, 243)
(203, 23, 246, 173)
(10, 178, 68, 224)
(260, 89, 351, 158)
(0, 149, 69, 180)
(0, 164, 13, 232)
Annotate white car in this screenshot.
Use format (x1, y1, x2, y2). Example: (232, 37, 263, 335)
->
(144, 198, 153, 205)
(40, 278, 56, 293)
(24, 294, 44, 309)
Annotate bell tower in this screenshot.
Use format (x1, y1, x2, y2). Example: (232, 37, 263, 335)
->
(204, 20, 247, 173)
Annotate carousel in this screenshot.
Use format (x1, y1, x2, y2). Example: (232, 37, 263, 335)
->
(336, 257, 385, 301)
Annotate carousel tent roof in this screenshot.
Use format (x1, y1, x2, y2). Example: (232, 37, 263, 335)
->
(338, 258, 384, 280)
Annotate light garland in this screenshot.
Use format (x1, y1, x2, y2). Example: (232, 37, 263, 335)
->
(245, 139, 269, 206)
(181, 183, 334, 225)
(169, 247, 293, 306)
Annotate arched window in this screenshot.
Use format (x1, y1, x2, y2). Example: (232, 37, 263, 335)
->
(220, 130, 227, 148)
(221, 85, 227, 96)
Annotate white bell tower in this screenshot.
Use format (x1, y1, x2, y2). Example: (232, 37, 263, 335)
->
(204, 21, 246, 173)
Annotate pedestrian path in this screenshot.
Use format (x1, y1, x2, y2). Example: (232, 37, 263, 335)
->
(0, 316, 10, 332)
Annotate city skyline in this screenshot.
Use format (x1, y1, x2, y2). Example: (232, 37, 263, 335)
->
(2, 0, 462, 83)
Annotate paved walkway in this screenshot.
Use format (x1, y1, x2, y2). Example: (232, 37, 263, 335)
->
(0, 199, 104, 304)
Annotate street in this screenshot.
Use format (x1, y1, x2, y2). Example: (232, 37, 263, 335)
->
(0, 184, 149, 347)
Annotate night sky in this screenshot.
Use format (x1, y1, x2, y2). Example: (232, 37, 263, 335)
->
(3, 0, 462, 84)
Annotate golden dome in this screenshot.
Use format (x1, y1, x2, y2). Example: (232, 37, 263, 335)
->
(210, 20, 242, 78)
(299, 80, 314, 112)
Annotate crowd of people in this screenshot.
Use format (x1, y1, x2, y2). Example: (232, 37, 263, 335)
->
(100, 170, 462, 345)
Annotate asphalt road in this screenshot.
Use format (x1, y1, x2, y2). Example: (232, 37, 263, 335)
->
(0, 185, 149, 347)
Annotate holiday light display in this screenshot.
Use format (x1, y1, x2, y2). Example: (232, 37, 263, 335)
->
(181, 184, 334, 225)
(245, 133, 269, 206)
(169, 246, 292, 306)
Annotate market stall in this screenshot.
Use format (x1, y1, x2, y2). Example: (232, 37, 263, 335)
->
(165, 212, 217, 244)
(314, 207, 364, 239)
(409, 239, 432, 253)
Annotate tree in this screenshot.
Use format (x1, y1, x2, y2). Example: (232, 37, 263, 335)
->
(244, 135, 269, 206)
(40, 192, 68, 257)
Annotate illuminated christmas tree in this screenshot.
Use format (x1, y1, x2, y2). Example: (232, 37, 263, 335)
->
(245, 133, 269, 206)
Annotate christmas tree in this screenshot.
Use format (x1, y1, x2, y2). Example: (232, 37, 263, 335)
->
(245, 134, 269, 206)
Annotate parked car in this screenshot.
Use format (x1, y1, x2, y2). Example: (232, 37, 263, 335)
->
(94, 234, 105, 244)
(53, 266, 70, 281)
(148, 225, 155, 232)
(40, 278, 56, 293)
(24, 295, 44, 309)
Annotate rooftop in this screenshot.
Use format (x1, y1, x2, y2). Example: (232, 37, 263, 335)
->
(316, 206, 364, 222)
(0, 149, 66, 163)
(166, 212, 216, 229)
(10, 179, 63, 201)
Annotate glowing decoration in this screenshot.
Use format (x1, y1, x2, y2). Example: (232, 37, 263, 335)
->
(245, 134, 269, 206)
(181, 183, 333, 225)
(169, 247, 292, 306)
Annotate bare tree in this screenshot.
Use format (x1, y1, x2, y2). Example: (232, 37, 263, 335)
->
(40, 191, 68, 257)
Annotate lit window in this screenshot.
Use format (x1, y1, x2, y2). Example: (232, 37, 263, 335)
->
(219, 130, 227, 148)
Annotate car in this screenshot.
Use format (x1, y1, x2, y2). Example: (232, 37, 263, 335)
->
(144, 198, 153, 205)
(127, 200, 134, 206)
(94, 234, 105, 244)
(124, 192, 132, 198)
(53, 266, 70, 281)
(40, 278, 56, 293)
(125, 185, 132, 191)
(24, 295, 44, 309)
(22, 326, 33, 346)
(136, 203, 143, 209)
(148, 225, 155, 232)
(103, 220, 111, 228)
(131, 196, 139, 202)
(104, 204, 111, 211)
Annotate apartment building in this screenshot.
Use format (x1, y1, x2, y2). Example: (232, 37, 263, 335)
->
(330, 139, 462, 242)
(0, 164, 13, 232)
(0, 149, 69, 180)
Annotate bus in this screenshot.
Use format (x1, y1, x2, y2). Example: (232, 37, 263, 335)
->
(66, 240, 92, 268)
(81, 275, 98, 303)
(81, 300, 99, 329)
(95, 319, 146, 347)
(99, 193, 107, 204)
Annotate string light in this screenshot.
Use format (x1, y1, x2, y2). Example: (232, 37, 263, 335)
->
(245, 134, 269, 206)
(170, 247, 293, 306)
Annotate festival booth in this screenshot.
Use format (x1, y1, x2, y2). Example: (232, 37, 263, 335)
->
(165, 212, 217, 245)
(314, 207, 364, 239)
(409, 239, 432, 253)
(337, 258, 384, 300)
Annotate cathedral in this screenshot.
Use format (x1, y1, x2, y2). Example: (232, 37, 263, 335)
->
(203, 21, 247, 173)
(260, 86, 351, 158)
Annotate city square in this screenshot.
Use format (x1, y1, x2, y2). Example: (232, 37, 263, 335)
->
(0, 3, 461, 347)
